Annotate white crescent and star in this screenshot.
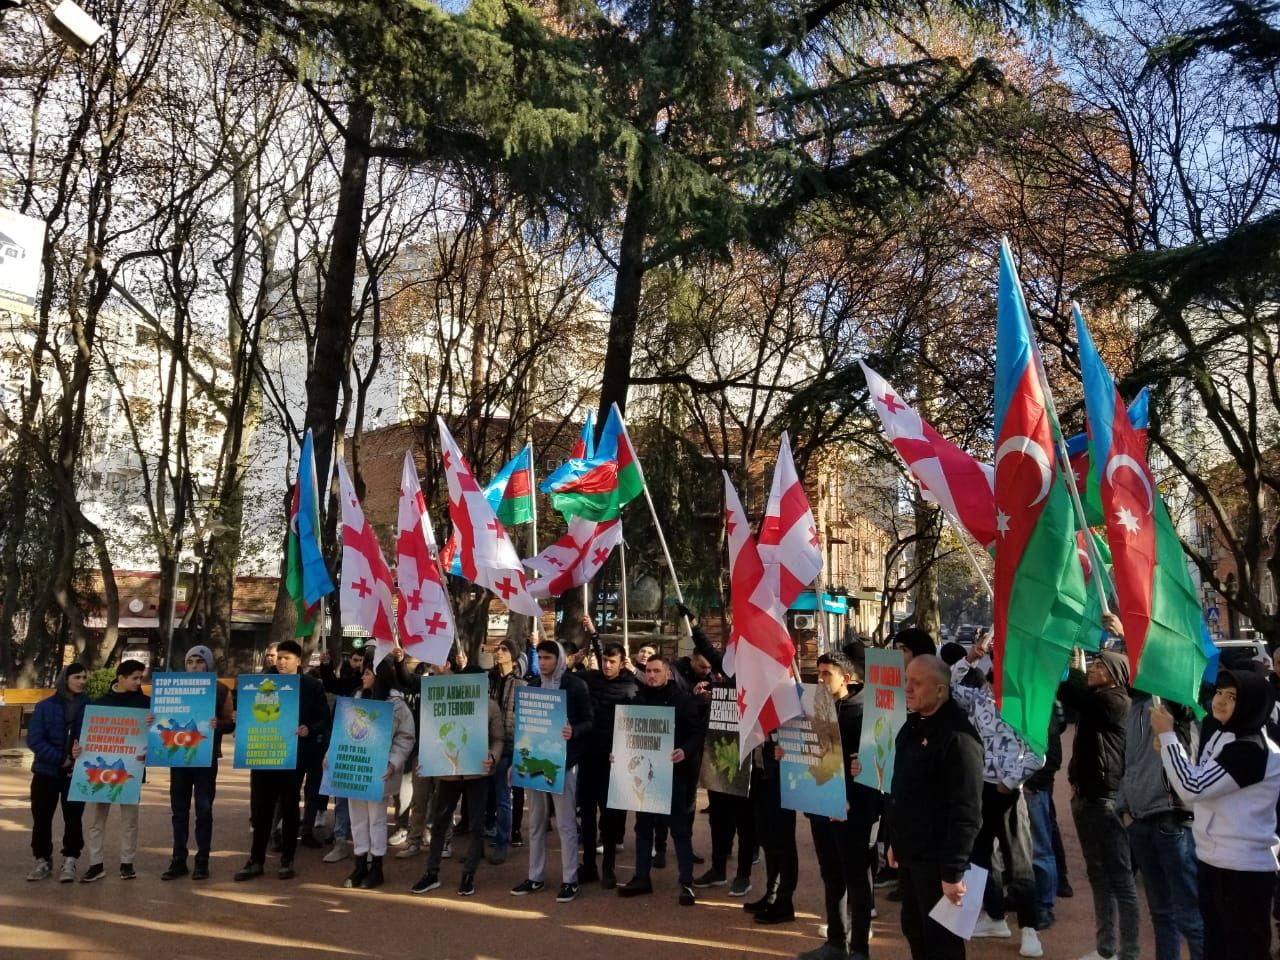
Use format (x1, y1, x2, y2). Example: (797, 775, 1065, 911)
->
(1104, 454, 1154, 514)
(995, 435, 1053, 506)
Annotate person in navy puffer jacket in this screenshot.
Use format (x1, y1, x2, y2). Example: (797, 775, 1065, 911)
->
(27, 662, 89, 882)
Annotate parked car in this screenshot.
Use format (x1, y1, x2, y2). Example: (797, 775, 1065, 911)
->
(1213, 637, 1270, 674)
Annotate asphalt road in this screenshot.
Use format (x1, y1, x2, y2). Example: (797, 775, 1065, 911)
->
(0, 734, 1157, 960)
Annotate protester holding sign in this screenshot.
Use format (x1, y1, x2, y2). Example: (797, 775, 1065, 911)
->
(162, 645, 234, 881)
(412, 668, 502, 897)
(510, 640, 593, 904)
(234, 639, 328, 882)
(26, 663, 89, 883)
(697, 678, 755, 898)
(330, 659, 414, 890)
(616, 654, 704, 906)
(79, 660, 149, 882)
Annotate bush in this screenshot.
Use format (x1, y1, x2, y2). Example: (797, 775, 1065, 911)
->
(85, 668, 114, 701)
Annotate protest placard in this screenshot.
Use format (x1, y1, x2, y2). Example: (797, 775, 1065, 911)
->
(778, 683, 846, 819)
(233, 674, 299, 769)
(608, 704, 674, 814)
(699, 680, 751, 796)
(70, 707, 147, 805)
(511, 687, 567, 794)
(855, 647, 907, 792)
(321, 697, 394, 802)
(417, 674, 488, 777)
(147, 672, 216, 768)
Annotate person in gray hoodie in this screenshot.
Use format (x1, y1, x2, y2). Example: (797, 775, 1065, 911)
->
(1116, 690, 1203, 960)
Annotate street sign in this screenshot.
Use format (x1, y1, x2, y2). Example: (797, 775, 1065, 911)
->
(1206, 606, 1220, 623)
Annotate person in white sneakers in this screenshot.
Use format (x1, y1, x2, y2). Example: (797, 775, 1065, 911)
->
(26, 663, 89, 882)
(949, 643, 1045, 959)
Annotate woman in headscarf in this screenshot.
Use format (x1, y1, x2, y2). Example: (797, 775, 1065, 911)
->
(1152, 668, 1280, 959)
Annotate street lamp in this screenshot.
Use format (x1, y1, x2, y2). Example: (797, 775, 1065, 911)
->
(1, 0, 105, 50)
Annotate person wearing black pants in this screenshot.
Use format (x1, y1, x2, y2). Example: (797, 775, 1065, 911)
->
(700, 789, 755, 896)
(748, 737, 798, 924)
(234, 640, 329, 881)
(26, 663, 89, 882)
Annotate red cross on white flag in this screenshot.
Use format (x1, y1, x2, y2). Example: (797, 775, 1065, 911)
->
(758, 431, 823, 610)
(395, 451, 456, 666)
(723, 471, 802, 757)
(337, 457, 396, 664)
(524, 516, 622, 600)
(437, 421, 541, 617)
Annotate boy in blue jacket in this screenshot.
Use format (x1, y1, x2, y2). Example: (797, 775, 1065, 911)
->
(27, 663, 89, 882)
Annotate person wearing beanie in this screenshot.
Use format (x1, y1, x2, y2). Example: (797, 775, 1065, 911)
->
(26, 663, 89, 882)
(161, 645, 235, 881)
(1154, 668, 1280, 959)
(893, 628, 936, 666)
(1058, 616, 1138, 960)
(80, 659, 150, 883)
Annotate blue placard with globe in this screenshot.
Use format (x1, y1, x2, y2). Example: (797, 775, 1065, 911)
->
(320, 697, 394, 802)
(778, 684, 847, 819)
(511, 686, 568, 794)
(607, 704, 674, 814)
(147, 673, 217, 768)
(417, 674, 489, 777)
(234, 674, 300, 769)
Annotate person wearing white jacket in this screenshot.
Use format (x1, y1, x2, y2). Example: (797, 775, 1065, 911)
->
(331, 658, 416, 891)
(1153, 667, 1280, 960)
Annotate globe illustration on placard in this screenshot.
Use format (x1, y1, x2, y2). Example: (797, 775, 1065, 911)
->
(347, 707, 374, 741)
(252, 680, 281, 723)
(627, 754, 655, 802)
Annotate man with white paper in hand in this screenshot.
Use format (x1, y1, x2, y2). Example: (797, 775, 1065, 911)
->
(881, 654, 984, 960)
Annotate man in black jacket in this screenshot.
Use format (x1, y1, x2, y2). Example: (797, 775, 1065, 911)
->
(884, 655, 983, 960)
(1058, 640, 1139, 960)
(802, 650, 881, 960)
(511, 639, 594, 903)
(235, 639, 329, 882)
(81, 660, 149, 883)
(616, 653, 706, 905)
(580, 618, 638, 888)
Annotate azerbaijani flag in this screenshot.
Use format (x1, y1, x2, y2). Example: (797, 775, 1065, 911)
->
(543, 404, 644, 522)
(542, 411, 595, 492)
(1065, 390, 1149, 526)
(1075, 306, 1210, 710)
(992, 244, 1088, 754)
(284, 430, 334, 636)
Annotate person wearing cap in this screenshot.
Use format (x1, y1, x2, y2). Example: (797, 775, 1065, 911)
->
(1058, 621, 1139, 960)
(162, 645, 235, 881)
(893, 628, 936, 667)
(26, 663, 89, 882)
(1153, 667, 1280, 958)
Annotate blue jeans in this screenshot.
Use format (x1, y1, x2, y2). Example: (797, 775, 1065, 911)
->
(170, 764, 217, 866)
(494, 753, 513, 849)
(1129, 813, 1204, 960)
(333, 797, 350, 842)
(1024, 786, 1058, 923)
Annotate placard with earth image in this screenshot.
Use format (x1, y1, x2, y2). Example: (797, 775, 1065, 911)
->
(510, 686, 568, 794)
(417, 674, 488, 777)
(233, 674, 299, 769)
(147, 672, 216, 768)
(778, 683, 846, 819)
(321, 696, 394, 802)
(607, 704, 674, 814)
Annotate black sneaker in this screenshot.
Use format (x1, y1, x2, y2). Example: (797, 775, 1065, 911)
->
(1057, 881, 1074, 898)
(729, 876, 752, 897)
(511, 830, 524, 847)
(510, 878, 545, 896)
(411, 871, 441, 894)
(556, 882, 580, 903)
(617, 875, 653, 898)
(192, 861, 210, 881)
(119, 863, 136, 880)
(653, 850, 667, 869)
(679, 884, 696, 906)
(693, 868, 726, 888)
(743, 894, 774, 913)
(80, 863, 106, 884)
(277, 861, 296, 880)
(161, 859, 188, 881)
(457, 871, 476, 896)
(233, 861, 264, 882)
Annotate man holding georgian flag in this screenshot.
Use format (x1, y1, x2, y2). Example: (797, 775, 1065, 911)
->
(336, 457, 397, 666)
(437, 420, 541, 618)
(525, 516, 622, 600)
(395, 451, 456, 667)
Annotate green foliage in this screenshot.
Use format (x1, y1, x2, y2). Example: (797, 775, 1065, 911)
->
(85, 668, 115, 701)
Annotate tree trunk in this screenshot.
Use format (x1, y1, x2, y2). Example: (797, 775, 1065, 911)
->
(910, 495, 941, 639)
(595, 170, 651, 430)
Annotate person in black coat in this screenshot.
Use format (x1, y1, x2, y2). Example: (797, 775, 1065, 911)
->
(803, 650, 882, 960)
(883, 655, 983, 960)
(235, 639, 329, 882)
(616, 653, 706, 905)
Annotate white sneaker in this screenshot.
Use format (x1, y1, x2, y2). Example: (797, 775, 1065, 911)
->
(323, 843, 351, 863)
(27, 859, 52, 881)
(441, 841, 452, 860)
(1020, 927, 1044, 958)
(395, 842, 422, 860)
(388, 829, 409, 846)
(58, 857, 78, 883)
(972, 913, 1012, 938)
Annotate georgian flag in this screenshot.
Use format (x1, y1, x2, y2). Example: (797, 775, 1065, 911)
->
(723, 471, 802, 757)
(758, 431, 823, 609)
(395, 451, 456, 667)
(337, 457, 396, 664)
(437, 421, 541, 617)
(859, 360, 997, 548)
(525, 516, 622, 600)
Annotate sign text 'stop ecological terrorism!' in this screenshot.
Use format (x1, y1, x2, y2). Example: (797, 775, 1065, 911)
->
(70, 707, 147, 804)
(417, 675, 488, 777)
(321, 696, 394, 802)
(511, 687, 568, 794)
(147, 672, 217, 768)
(234, 674, 300, 769)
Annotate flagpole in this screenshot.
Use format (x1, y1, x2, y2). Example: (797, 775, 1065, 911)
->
(612, 403, 692, 637)
(527, 437, 540, 643)
(619, 525, 630, 658)
(945, 510, 994, 600)
(1002, 239, 1116, 615)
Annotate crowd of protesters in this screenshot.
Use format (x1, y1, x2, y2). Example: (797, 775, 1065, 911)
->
(21, 611, 1280, 960)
